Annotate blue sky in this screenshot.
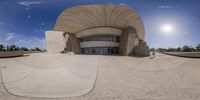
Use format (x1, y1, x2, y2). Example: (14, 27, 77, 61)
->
(0, 0, 200, 48)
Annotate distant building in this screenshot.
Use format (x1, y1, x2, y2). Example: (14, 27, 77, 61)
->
(45, 4, 150, 56)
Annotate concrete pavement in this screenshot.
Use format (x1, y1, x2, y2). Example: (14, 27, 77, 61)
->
(0, 53, 200, 100)
(1, 53, 98, 98)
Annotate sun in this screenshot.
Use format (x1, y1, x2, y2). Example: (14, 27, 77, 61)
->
(161, 24, 173, 33)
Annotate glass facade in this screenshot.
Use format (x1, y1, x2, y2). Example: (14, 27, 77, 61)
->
(80, 35, 120, 55)
(81, 47, 119, 55)
(80, 35, 119, 42)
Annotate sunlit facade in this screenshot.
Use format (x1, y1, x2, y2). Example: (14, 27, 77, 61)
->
(45, 4, 150, 56)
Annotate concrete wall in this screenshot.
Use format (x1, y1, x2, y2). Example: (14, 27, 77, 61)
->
(162, 52, 200, 58)
(45, 31, 66, 53)
(0, 51, 24, 58)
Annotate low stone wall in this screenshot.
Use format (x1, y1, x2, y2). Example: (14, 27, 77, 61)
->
(0, 51, 24, 58)
(162, 52, 200, 58)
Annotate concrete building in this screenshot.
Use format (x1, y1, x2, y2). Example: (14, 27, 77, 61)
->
(45, 4, 150, 56)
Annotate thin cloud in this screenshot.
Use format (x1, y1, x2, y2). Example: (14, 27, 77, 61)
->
(3, 2, 9, 5)
(109, 3, 128, 6)
(5, 33, 16, 41)
(0, 33, 45, 48)
(0, 22, 4, 25)
(158, 6, 173, 9)
(176, 32, 189, 37)
(27, 15, 31, 19)
(119, 3, 127, 6)
(18, 1, 43, 6)
(0, 22, 12, 26)
(14, 36, 45, 48)
(25, 8, 30, 10)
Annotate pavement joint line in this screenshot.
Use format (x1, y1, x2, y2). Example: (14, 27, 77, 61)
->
(63, 55, 100, 98)
(0, 59, 17, 97)
(1, 59, 40, 84)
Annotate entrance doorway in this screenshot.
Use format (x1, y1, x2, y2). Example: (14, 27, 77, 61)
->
(81, 47, 119, 55)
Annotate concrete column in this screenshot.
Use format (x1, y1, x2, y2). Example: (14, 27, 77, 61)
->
(67, 33, 81, 54)
(119, 27, 138, 56)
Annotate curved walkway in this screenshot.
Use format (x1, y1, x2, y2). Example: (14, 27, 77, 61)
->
(0, 53, 98, 98)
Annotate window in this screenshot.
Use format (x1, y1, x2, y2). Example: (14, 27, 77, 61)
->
(81, 47, 119, 55)
(80, 35, 119, 42)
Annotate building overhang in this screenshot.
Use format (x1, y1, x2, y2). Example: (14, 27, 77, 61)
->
(54, 4, 145, 40)
(76, 27, 122, 38)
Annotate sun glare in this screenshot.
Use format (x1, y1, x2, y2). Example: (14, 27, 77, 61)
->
(161, 24, 173, 33)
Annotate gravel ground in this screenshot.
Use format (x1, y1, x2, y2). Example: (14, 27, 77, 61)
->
(0, 53, 200, 100)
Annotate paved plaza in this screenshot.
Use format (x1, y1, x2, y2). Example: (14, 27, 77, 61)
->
(0, 53, 200, 100)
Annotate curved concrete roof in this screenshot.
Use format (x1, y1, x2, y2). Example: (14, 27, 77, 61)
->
(54, 4, 145, 40)
(76, 27, 122, 38)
